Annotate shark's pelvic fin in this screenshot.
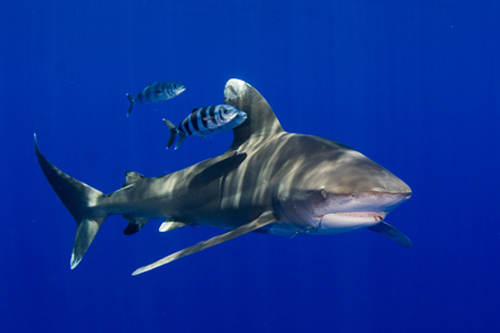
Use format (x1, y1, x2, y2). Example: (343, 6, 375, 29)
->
(132, 211, 279, 275)
(159, 221, 188, 232)
(123, 216, 150, 235)
(224, 79, 284, 149)
(368, 221, 412, 248)
(34, 134, 108, 269)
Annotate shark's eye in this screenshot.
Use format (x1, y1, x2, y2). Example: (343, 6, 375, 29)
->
(320, 189, 328, 200)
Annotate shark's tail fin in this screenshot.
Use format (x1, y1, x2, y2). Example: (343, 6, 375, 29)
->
(34, 134, 108, 269)
(126, 93, 135, 117)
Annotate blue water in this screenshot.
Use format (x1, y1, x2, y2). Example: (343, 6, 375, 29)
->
(2, 1, 499, 332)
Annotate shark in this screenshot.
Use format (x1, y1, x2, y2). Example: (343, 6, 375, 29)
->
(35, 79, 412, 276)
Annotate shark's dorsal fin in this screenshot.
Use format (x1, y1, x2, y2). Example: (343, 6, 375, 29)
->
(224, 79, 283, 150)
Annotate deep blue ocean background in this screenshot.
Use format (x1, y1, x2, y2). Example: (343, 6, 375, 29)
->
(2, 1, 499, 332)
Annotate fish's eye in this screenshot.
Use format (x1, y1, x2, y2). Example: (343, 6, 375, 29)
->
(320, 189, 328, 200)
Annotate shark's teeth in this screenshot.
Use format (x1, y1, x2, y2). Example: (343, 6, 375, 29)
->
(333, 211, 386, 222)
(315, 211, 388, 234)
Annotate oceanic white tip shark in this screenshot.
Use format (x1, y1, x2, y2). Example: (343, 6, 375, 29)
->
(35, 79, 412, 276)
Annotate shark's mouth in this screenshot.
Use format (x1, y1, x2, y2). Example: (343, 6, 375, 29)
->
(328, 211, 386, 222)
(316, 211, 387, 234)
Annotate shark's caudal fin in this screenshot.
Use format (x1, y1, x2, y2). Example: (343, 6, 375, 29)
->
(224, 79, 284, 149)
(34, 134, 108, 269)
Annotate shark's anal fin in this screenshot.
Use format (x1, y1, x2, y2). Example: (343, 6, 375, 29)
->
(368, 221, 412, 248)
(132, 211, 279, 276)
(159, 221, 188, 232)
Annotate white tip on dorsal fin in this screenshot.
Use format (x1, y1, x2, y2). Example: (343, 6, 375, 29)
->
(224, 79, 283, 150)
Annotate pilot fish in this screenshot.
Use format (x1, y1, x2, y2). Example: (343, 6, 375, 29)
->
(163, 105, 247, 149)
(126, 81, 186, 116)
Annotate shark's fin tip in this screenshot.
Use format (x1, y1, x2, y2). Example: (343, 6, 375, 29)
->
(131, 268, 145, 276)
(159, 221, 187, 232)
(70, 253, 82, 270)
(368, 221, 412, 248)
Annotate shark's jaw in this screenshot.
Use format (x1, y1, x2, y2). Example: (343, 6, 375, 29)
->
(316, 211, 387, 233)
(313, 191, 411, 234)
(313, 208, 402, 235)
(270, 191, 411, 236)
(264, 210, 387, 236)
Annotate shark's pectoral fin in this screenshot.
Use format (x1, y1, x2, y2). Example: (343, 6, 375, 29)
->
(368, 221, 412, 248)
(132, 211, 279, 276)
(159, 221, 188, 232)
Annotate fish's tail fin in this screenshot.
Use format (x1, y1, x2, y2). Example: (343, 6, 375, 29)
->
(162, 118, 178, 149)
(126, 93, 135, 117)
(34, 134, 108, 269)
(175, 132, 187, 150)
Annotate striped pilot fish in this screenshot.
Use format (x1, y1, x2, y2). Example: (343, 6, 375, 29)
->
(162, 105, 247, 149)
(126, 81, 185, 116)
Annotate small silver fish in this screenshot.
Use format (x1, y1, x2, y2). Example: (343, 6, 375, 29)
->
(163, 105, 247, 149)
(126, 81, 185, 116)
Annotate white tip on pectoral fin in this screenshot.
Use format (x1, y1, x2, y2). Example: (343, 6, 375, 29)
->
(133, 211, 278, 276)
